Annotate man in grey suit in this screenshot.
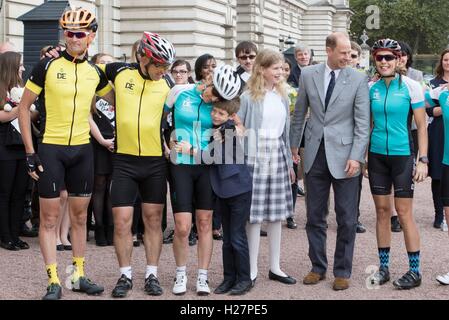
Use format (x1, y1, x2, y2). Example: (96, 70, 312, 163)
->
(290, 32, 370, 290)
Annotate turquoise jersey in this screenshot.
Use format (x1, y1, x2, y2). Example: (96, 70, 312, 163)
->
(369, 75, 425, 156)
(426, 87, 449, 165)
(165, 84, 213, 164)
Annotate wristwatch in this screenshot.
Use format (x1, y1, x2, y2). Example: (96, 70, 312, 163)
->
(419, 156, 429, 164)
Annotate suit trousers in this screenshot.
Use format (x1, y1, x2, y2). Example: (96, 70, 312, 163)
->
(305, 141, 359, 278)
(219, 191, 252, 283)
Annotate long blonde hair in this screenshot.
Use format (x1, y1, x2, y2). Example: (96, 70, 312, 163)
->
(246, 49, 287, 101)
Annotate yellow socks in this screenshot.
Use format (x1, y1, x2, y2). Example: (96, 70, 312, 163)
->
(46, 263, 60, 286)
(72, 257, 85, 282)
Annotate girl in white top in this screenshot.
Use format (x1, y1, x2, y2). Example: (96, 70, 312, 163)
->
(236, 49, 296, 286)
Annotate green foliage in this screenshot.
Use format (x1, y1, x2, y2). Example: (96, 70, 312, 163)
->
(349, 0, 449, 54)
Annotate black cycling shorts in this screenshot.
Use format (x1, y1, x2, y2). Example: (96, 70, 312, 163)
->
(169, 163, 215, 213)
(37, 143, 93, 198)
(368, 152, 415, 198)
(110, 154, 167, 207)
(440, 164, 449, 207)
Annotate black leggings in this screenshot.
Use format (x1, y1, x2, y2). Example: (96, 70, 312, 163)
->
(0, 159, 29, 243)
(92, 175, 113, 228)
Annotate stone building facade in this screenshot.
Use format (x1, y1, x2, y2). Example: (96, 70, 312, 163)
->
(0, 0, 351, 64)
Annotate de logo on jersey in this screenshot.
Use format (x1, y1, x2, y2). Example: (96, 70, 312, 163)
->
(57, 68, 67, 80)
(125, 78, 135, 92)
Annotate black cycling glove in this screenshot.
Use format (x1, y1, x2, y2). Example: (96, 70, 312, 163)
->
(26, 153, 42, 174)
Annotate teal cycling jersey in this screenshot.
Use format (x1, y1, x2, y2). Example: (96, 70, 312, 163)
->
(426, 87, 449, 165)
(369, 75, 425, 156)
(165, 84, 213, 164)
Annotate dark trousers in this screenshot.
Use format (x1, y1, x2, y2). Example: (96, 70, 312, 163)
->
(305, 142, 359, 278)
(0, 159, 29, 243)
(219, 191, 251, 283)
(432, 179, 444, 216)
(356, 173, 363, 220)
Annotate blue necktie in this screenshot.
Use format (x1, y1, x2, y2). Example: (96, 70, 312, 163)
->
(325, 71, 335, 111)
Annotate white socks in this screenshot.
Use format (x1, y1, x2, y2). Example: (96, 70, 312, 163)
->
(267, 221, 287, 277)
(120, 266, 132, 279)
(246, 222, 261, 281)
(145, 265, 158, 279)
(176, 266, 187, 276)
(198, 269, 208, 280)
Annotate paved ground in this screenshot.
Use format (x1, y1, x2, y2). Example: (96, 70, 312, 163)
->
(1, 178, 449, 300)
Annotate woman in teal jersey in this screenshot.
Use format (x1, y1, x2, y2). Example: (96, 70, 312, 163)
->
(367, 39, 428, 290)
(165, 64, 237, 296)
(426, 84, 449, 285)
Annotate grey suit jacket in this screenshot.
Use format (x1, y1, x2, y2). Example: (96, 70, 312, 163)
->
(290, 63, 370, 179)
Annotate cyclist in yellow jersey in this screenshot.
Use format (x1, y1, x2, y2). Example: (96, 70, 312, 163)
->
(97, 32, 175, 298)
(18, 8, 114, 300)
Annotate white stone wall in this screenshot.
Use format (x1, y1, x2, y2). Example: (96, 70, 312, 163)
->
(120, 0, 237, 65)
(1, 0, 351, 63)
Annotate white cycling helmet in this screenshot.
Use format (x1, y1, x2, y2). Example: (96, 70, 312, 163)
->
(213, 64, 241, 100)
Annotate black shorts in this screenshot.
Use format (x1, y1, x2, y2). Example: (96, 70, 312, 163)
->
(169, 164, 215, 213)
(368, 152, 415, 198)
(440, 164, 449, 207)
(37, 143, 93, 198)
(110, 154, 167, 207)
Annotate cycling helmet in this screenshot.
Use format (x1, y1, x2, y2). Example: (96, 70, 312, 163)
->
(213, 65, 241, 100)
(138, 32, 175, 65)
(59, 8, 98, 32)
(372, 38, 401, 57)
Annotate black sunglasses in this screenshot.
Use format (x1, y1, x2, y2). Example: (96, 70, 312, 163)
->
(238, 54, 256, 60)
(375, 54, 396, 62)
(351, 54, 358, 59)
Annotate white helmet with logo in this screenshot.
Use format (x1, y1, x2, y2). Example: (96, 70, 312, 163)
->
(213, 64, 241, 100)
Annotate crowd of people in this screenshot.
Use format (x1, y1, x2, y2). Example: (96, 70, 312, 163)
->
(2, 6, 449, 300)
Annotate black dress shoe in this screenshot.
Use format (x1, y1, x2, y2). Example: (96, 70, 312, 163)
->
(286, 217, 297, 229)
(212, 231, 223, 240)
(260, 230, 267, 237)
(268, 270, 297, 285)
(297, 186, 305, 196)
(229, 281, 252, 295)
(214, 280, 235, 294)
(251, 277, 257, 288)
(0, 241, 20, 251)
(356, 221, 366, 233)
(14, 239, 30, 250)
(63, 245, 72, 250)
(56, 244, 64, 251)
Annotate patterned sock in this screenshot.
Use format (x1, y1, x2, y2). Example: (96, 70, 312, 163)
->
(378, 247, 390, 269)
(45, 263, 60, 285)
(72, 257, 85, 282)
(408, 251, 420, 275)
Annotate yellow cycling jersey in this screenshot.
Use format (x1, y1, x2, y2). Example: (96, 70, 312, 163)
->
(99, 63, 170, 156)
(26, 50, 112, 145)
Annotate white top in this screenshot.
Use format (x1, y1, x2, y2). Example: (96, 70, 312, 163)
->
(324, 62, 342, 96)
(260, 89, 286, 138)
